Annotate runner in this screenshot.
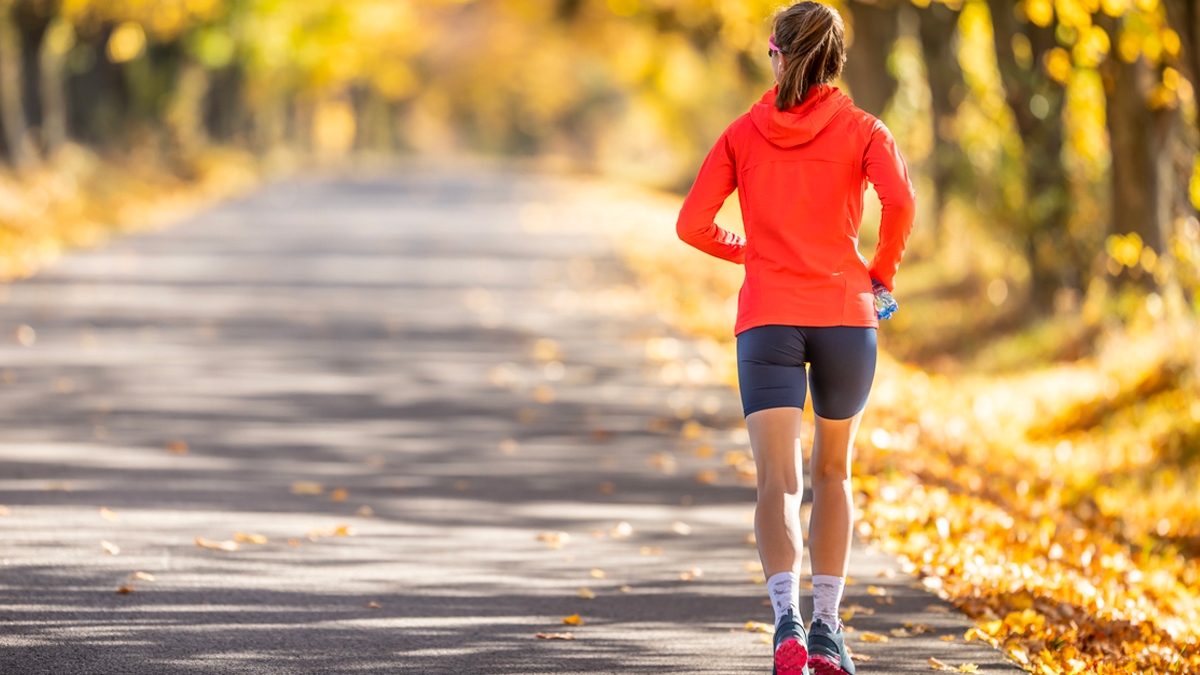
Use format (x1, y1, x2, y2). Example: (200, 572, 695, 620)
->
(675, 3, 916, 674)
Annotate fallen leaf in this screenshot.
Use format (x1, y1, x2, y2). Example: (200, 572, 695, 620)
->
(597, 481, 615, 494)
(100, 507, 118, 521)
(890, 628, 913, 638)
(561, 614, 583, 625)
(693, 445, 714, 458)
(638, 546, 663, 555)
(329, 488, 348, 502)
(536, 632, 575, 640)
(850, 653, 873, 662)
(536, 531, 570, 548)
(129, 571, 155, 581)
(958, 664, 979, 673)
(101, 541, 120, 555)
(165, 440, 188, 454)
(499, 439, 519, 453)
(867, 585, 887, 596)
(678, 567, 703, 581)
(670, 521, 692, 535)
(367, 601, 382, 609)
(333, 525, 354, 536)
(590, 568, 605, 578)
(925, 604, 951, 613)
(234, 532, 268, 544)
(940, 635, 956, 642)
(578, 587, 596, 599)
(859, 632, 889, 643)
(288, 538, 300, 546)
(695, 469, 719, 484)
(0, 505, 10, 516)
(116, 585, 135, 594)
(291, 481, 323, 495)
(619, 585, 632, 592)
(928, 657, 955, 671)
(876, 568, 896, 578)
(355, 505, 374, 517)
(610, 521, 633, 538)
(195, 537, 239, 552)
(745, 621, 774, 634)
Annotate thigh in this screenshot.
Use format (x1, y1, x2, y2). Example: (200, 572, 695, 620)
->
(736, 325, 808, 417)
(803, 326, 877, 421)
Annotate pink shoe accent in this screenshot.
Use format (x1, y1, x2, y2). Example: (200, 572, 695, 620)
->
(808, 654, 851, 675)
(774, 639, 809, 675)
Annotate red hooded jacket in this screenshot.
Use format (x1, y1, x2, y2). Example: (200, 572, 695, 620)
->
(676, 84, 916, 334)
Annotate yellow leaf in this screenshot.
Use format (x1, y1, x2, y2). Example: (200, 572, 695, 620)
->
(958, 664, 979, 673)
(745, 621, 774, 634)
(165, 440, 188, 454)
(695, 469, 719, 484)
(195, 537, 238, 552)
(867, 585, 887, 596)
(939, 635, 956, 642)
(590, 568, 606, 578)
(562, 613, 583, 625)
(101, 541, 120, 555)
(291, 481, 323, 495)
(234, 532, 268, 544)
(928, 657, 955, 671)
(329, 488, 348, 502)
(129, 571, 155, 581)
(578, 587, 596, 599)
(537, 531, 571, 548)
(859, 632, 889, 643)
(367, 601, 382, 609)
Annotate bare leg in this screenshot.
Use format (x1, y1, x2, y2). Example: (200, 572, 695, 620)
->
(807, 411, 863, 576)
(746, 407, 806, 578)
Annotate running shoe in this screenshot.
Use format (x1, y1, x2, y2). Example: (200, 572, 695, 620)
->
(772, 609, 809, 675)
(807, 619, 855, 675)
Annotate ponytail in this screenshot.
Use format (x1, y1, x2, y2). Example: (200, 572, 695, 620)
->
(773, 2, 846, 111)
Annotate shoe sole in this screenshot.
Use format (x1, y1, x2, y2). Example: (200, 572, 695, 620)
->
(774, 639, 809, 675)
(808, 654, 850, 675)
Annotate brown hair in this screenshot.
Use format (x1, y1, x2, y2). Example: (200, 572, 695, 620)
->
(772, 2, 846, 111)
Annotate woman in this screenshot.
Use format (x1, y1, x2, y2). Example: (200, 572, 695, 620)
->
(675, 3, 916, 674)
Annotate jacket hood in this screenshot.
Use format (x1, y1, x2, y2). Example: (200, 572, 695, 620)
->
(750, 84, 853, 148)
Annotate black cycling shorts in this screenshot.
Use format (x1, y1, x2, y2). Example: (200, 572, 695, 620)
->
(736, 325, 877, 420)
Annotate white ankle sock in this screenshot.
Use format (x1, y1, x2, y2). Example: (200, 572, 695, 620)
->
(811, 574, 845, 629)
(766, 571, 800, 626)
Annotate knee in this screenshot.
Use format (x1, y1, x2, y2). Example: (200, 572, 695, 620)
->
(757, 469, 802, 498)
(810, 461, 850, 486)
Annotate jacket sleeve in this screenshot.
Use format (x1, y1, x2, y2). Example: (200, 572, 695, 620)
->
(863, 118, 916, 292)
(675, 129, 746, 264)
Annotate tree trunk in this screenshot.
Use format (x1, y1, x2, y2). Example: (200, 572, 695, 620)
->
(0, 3, 29, 168)
(165, 60, 210, 165)
(917, 0, 968, 243)
(38, 16, 70, 154)
(1103, 47, 1168, 256)
(984, 0, 1075, 310)
(842, 0, 900, 117)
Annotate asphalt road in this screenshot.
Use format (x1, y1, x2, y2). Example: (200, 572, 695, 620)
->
(0, 170, 1020, 674)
